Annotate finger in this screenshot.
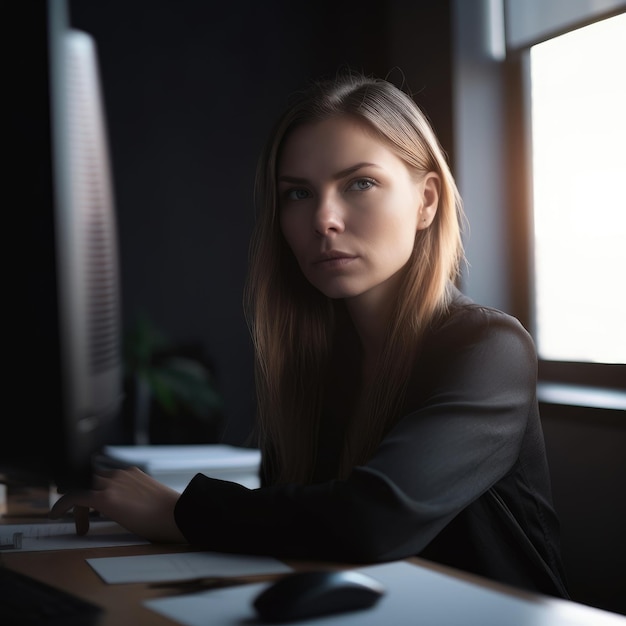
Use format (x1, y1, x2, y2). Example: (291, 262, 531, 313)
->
(74, 505, 91, 536)
(93, 468, 117, 480)
(91, 466, 136, 487)
(91, 473, 112, 490)
(93, 464, 142, 479)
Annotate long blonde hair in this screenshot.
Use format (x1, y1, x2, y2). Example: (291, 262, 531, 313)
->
(245, 73, 465, 484)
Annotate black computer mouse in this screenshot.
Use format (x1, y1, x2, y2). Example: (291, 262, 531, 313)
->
(252, 570, 385, 623)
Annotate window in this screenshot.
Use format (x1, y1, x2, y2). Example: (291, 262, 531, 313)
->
(528, 13, 626, 365)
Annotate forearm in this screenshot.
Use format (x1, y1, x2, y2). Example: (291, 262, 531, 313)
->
(174, 467, 461, 563)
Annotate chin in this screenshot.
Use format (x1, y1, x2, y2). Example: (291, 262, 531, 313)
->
(311, 281, 365, 300)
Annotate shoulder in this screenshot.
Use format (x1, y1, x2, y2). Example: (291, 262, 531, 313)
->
(429, 287, 536, 358)
(404, 288, 538, 410)
(415, 287, 538, 386)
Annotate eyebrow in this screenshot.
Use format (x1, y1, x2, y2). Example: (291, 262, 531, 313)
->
(277, 162, 381, 184)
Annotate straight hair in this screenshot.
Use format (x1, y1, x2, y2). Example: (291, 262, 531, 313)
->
(245, 73, 465, 484)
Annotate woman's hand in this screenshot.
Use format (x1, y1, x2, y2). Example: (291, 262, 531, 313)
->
(49, 467, 187, 544)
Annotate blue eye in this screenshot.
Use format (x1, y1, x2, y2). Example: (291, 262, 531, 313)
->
(287, 188, 311, 201)
(349, 178, 376, 191)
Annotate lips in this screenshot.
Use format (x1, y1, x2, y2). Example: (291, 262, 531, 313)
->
(312, 250, 357, 268)
(313, 250, 356, 264)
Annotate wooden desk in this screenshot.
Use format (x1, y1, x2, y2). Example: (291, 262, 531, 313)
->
(3, 537, 625, 625)
(1, 543, 202, 626)
(0, 540, 518, 626)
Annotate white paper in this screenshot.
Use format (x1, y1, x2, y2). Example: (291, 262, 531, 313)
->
(103, 445, 261, 472)
(145, 561, 626, 626)
(87, 550, 292, 584)
(0, 520, 147, 552)
(103, 444, 262, 490)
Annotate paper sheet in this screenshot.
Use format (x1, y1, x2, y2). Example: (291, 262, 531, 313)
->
(0, 520, 147, 552)
(87, 550, 292, 584)
(144, 561, 625, 626)
(103, 445, 261, 472)
(103, 444, 262, 491)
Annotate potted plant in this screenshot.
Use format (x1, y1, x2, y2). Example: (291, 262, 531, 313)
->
(123, 316, 224, 445)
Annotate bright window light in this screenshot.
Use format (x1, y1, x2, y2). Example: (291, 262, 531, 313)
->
(530, 13, 626, 365)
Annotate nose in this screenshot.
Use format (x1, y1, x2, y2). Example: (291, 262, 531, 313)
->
(314, 193, 345, 236)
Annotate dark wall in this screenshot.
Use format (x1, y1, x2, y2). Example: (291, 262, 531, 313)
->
(69, 0, 453, 444)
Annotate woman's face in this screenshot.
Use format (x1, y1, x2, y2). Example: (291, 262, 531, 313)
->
(278, 115, 438, 310)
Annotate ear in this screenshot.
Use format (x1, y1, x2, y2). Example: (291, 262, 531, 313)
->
(416, 172, 440, 230)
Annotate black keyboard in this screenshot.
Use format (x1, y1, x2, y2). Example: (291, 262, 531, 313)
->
(0, 566, 103, 625)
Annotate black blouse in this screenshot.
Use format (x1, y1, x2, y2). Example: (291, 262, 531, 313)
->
(174, 288, 569, 598)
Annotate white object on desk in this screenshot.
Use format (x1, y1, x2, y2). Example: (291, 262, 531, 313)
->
(87, 550, 292, 584)
(145, 561, 626, 626)
(0, 520, 147, 553)
(103, 444, 262, 491)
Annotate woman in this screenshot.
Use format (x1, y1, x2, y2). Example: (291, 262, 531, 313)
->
(51, 73, 568, 598)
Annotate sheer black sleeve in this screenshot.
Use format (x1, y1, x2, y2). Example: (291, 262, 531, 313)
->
(174, 306, 538, 563)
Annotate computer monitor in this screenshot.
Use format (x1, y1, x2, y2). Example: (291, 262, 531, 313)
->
(2, 0, 123, 492)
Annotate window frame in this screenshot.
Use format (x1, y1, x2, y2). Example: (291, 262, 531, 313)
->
(503, 6, 626, 403)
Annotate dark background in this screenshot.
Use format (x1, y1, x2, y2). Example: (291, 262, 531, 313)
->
(69, 0, 454, 445)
